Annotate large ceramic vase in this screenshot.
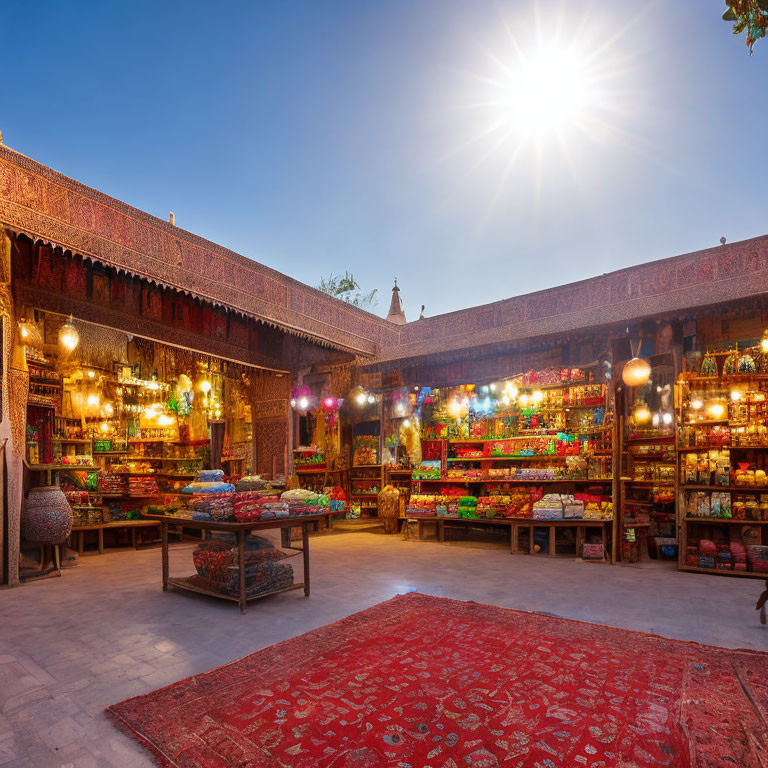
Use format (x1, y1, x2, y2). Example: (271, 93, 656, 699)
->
(21, 486, 73, 543)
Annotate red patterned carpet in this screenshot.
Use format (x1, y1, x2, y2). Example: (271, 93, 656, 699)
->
(107, 593, 768, 768)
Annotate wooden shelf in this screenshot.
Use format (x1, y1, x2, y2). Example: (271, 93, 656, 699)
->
(678, 565, 768, 579)
(682, 485, 768, 492)
(684, 517, 768, 524)
(678, 445, 768, 451)
(447, 455, 591, 462)
(415, 477, 612, 485)
(26, 463, 96, 471)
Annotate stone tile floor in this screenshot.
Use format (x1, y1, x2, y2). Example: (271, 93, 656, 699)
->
(1, 528, 766, 767)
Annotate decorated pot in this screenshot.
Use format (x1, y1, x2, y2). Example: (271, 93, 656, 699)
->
(21, 486, 73, 543)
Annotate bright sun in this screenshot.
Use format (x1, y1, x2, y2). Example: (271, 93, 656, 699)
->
(503, 45, 600, 139)
(457, 5, 629, 172)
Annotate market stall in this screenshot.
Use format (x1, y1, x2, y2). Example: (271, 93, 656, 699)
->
(399, 366, 615, 561)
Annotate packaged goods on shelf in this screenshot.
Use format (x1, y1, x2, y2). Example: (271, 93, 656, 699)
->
(458, 496, 477, 519)
(99, 473, 127, 494)
(128, 476, 159, 496)
(533, 494, 565, 520)
(412, 461, 441, 480)
(747, 545, 768, 572)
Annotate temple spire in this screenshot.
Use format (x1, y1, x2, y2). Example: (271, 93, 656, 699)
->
(386, 279, 406, 325)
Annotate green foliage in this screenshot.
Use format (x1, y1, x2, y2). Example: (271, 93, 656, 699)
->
(316, 271, 378, 310)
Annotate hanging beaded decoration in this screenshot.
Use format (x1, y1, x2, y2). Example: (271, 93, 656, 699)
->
(738, 351, 757, 374)
(700, 351, 718, 377)
(723, 349, 740, 376)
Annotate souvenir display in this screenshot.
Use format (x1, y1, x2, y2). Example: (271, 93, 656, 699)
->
(677, 348, 768, 574)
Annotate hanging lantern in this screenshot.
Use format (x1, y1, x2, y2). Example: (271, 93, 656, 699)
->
(632, 403, 652, 423)
(17, 319, 43, 348)
(58, 318, 80, 353)
(622, 357, 651, 388)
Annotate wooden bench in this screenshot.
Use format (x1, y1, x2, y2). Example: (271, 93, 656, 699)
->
(71, 520, 174, 554)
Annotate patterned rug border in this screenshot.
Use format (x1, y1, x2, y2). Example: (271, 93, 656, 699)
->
(105, 591, 768, 768)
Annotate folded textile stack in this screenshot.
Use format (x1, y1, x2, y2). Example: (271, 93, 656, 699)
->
(224, 560, 294, 598)
(233, 492, 264, 522)
(533, 494, 564, 520)
(730, 540, 747, 571)
(197, 469, 225, 483)
(193, 540, 233, 581)
(235, 476, 270, 492)
(260, 500, 290, 519)
(190, 493, 235, 521)
(192, 539, 294, 597)
(128, 476, 159, 496)
(182, 481, 236, 494)
(746, 544, 768, 572)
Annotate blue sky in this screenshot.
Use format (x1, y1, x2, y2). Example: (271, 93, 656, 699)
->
(2, 1, 766, 321)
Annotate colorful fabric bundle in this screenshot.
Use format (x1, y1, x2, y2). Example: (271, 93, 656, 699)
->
(260, 501, 290, 520)
(181, 481, 236, 494)
(190, 493, 235, 521)
(192, 540, 233, 581)
(729, 540, 747, 571)
(698, 539, 718, 557)
(746, 544, 768, 572)
(236, 476, 270, 492)
(233, 492, 264, 522)
(197, 469, 225, 483)
(223, 561, 294, 598)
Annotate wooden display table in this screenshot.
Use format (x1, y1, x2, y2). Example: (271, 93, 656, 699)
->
(143, 514, 325, 614)
(411, 516, 612, 560)
(71, 520, 164, 555)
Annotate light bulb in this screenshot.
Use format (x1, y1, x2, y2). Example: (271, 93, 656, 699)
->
(356, 392, 367, 406)
(403, 419, 411, 428)
(86, 393, 100, 408)
(298, 396, 309, 410)
(518, 394, 529, 407)
(531, 390, 544, 404)
(198, 379, 211, 394)
(87, 370, 95, 379)
(691, 398, 703, 410)
(102, 403, 114, 417)
(367, 394, 375, 404)
(633, 403, 651, 423)
(652, 413, 660, 427)
(99, 421, 109, 434)
(662, 412, 673, 425)
(622, 357, 651, 388)
(58, 321, 80, 352)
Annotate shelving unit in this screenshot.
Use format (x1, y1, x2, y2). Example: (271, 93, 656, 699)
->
(620, 434, 676, 562)
(409, 373, 614, 560)
(676, 362, 768, 576)
(349, 464, 384, 517)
